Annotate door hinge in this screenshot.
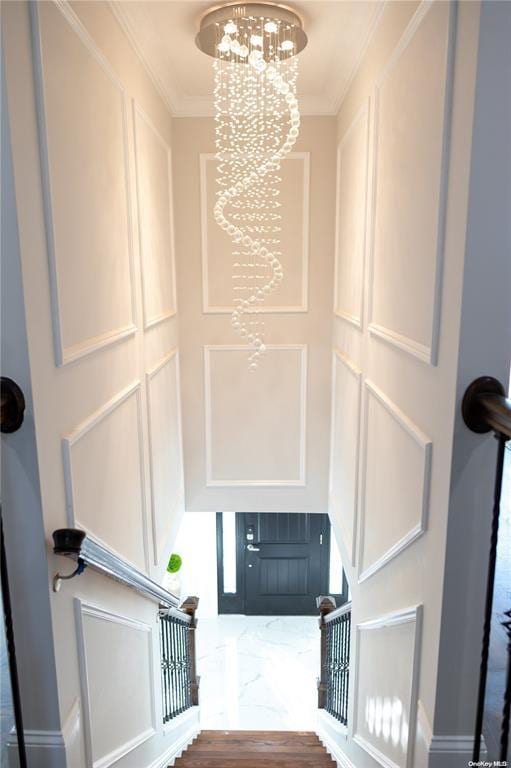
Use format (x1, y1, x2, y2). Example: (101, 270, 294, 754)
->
(320, 533, 323, 545)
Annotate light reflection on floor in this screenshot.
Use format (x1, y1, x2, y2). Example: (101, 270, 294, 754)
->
(196, 615, 319, 730)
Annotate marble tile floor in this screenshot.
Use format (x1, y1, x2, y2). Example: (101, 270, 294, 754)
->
(196, 615, 320, 731)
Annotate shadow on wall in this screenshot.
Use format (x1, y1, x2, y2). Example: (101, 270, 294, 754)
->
(173, 512, 219, 618)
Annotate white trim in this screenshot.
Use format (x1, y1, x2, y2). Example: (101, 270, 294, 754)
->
(132, 101, 178, 328)
(62, 381, 150, 573)
(74, 599, 157, 768)
(316, 710, 355, 768)
(357, 380, 432, 582)
(199, 153, 310, 314)
(331, 2, 387, 115)
(108, 1, 178, 116)
(353, 605, 423, 768)
(150, 709, 200, 767)
(204, 344, 307, 487)
(333, 100, 370, 328)
(30, 1, 138, 367)
(366, 0, 456, 367)
(329, 349, 362, 566)
(145, 348, 185, 565)
(8, 729, 65, 749)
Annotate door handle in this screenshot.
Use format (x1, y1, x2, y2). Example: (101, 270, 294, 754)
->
(246, 544, 260, 552)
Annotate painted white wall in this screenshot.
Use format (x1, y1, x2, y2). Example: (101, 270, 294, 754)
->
(2, 2, 194, 766)
(323, 2, 509, 767)
(173, 115, 336, 513)
(173, 513, 219, 619)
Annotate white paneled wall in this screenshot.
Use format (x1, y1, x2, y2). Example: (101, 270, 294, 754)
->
(174, 116, 336, 513)
(327, 2, 484, 767)
(3, 2, 194, 766)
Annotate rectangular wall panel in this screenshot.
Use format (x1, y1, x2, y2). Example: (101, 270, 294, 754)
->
(200, 153, 310, 312)
(329, 350, 362, 565)
(75, 601, 155, 768)
(334, 102, 369, 327)
(353, 606, 423, 768)
(133, 103, 177, 327)
(33, 2, 136, 365)
(358, 382, 432, 582)
(368, 1, 453, 363)
(205, 345, 307, 486)
(146, 350, 184, 565)
(62, 384, 148, 571)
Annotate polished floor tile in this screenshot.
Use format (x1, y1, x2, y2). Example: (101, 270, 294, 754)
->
(196, 615, 320, 730)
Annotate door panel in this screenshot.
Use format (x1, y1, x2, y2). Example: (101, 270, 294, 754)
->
(242, 513, 329, 615)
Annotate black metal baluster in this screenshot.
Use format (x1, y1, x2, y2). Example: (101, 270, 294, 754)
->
(166, 618, 173, 720)
(473, 433, 507, 760)
(160, 616, 166, 722)
(185, 621, 191, 708)
(344, 612, 351, 725)
(163, 617, 170, 721)
(171, 619, 178, 718)
(341, 616, 346, 722)
(501, 610, 511, 761)
(335, 618, 341, 720)
(177, 621, 184, 714)
(326, 622, 332, 715)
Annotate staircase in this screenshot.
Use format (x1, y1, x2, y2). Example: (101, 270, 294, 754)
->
(175, 731, 335, 767)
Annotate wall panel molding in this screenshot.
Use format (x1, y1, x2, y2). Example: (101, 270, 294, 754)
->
(329, 349, 362, 565)
(74, 600, 156, 768)
(199, 153, 310, 313)
(358, 381, 432, 582)
(204, 344, 307, 486)
(146, 348, 184, 565)
(366, 0, 455, 365)
(31, 1, 137, 366)
(334, 100, 370, 328)
(133, 101, 177, 328)
(353, 605, 423, 768)
(62, 382, 149, 572)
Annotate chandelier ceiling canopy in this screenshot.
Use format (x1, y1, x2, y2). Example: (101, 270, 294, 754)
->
(196, 2, 307, 368)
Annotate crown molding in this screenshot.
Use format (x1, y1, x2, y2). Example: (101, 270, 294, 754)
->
(109, 0, 386, 120)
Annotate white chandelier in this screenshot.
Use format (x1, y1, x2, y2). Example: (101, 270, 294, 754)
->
(196, 3, 307, 368)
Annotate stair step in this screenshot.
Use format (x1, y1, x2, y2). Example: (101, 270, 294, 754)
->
(175, 760, 334, 768)
(175, 730, 334, 767)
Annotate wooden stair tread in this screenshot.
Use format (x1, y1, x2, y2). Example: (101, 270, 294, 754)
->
(175, 730, 334, 767)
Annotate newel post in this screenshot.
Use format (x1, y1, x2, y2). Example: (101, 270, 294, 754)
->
(181, 596, 200, 706)
(317, 595, 336, 709)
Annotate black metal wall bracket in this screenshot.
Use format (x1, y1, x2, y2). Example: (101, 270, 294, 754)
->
(52, 559, 87, 593)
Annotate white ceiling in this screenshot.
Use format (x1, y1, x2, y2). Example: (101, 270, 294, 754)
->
(110, 1, 385, 116)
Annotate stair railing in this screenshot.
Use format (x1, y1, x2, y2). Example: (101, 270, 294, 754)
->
(317, 596, 352, 726)
(462, 376, 511, 761)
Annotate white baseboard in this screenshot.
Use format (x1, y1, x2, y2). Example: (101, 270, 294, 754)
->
(7, 730, 67, 768)
(316, 709, 356, 768)
(428, 735, 488, 767)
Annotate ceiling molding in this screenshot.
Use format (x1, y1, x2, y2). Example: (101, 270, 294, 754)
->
(109, 0, 386, 120)
(330, 0, 387, 115)
(109, 0, 178, 116)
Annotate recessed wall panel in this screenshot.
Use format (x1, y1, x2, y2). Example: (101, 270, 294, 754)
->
(359, 382, 431, 581)
(334, 103, 369, 327)
(63, 385, 148, 570)
(205, 345, 307, 485)
(201, 154, 310, 312)
(354, 607, 422, 768)
(134, 104, 176, 327)
(146, 351, 184, 564)
(329, 350, 362, 564)
(369, 1, 452, 363)
(34, 3, 135, 364)
(76, 603, 155, 768)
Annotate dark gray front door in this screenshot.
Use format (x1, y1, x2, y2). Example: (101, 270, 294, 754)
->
(241, 512, 330, 615)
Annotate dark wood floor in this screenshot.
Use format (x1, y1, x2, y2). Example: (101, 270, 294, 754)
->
(175, 731, 335, 767)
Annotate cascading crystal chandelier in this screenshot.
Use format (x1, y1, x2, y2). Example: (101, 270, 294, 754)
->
(196, 2, 307, 368)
